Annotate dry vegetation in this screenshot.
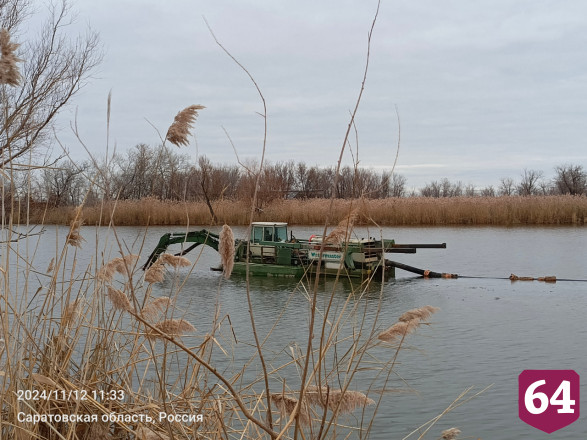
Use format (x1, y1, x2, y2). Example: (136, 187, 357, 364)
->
(21, 194, 587, 226)
(1, 207, 468, 439)
(1, 3, 490, 437)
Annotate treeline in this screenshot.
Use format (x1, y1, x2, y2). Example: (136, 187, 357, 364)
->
(12, 144, 587, 208)
(419, 167, 587, 198)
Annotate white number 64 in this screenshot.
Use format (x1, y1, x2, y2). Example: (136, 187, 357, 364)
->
(525, 380, 575, 414)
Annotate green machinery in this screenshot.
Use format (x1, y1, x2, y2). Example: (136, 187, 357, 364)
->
(142, 222, 446, 280)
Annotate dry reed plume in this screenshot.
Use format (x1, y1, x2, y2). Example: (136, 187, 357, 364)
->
(158, 253, 191, 268)
(106, 286, 133, 312)
(166, 104, 205, 147)
(306, 386, 375, 414)
(270, 393, 310, 426)
(144, 260, 165, 284)
(219, 224, 235, 278)
(144, 253, 190, 284)
(141, 297, 173, 318)
(378, 305, 439, 342)
(441, 427, 462, 439)
(0, 28, 21, 86)
(97, 254, 139, 281)
(325, 208, 360, 243)
(66, 206, 84, 247)
(269, 386, 375, 429)
(149, 318, 196, 339)
(378, 320, 420, 342)
(398, 305, 440, 323)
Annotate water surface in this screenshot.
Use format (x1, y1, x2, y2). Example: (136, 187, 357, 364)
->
(4, 224, 586, 439)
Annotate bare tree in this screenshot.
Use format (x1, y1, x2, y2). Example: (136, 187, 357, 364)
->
(464, 183, 476, 197)
(498, 177, 515, 196)
(480, 185, 496, 197)
(294, 161, 310, 198)
(336, 166, 353, 198)
(389, 173, 406, 197)
(41, 159, 88, 206)
(420, 180, 441, 197)
(294, 165, 330, 199)
(112, 144, 155, 200)
(259, 160, 295, 202)
(553, 164, 587, 195)
(0, 0, 102, 167)
(538, 178, 554, 195)
(420, 178, 462, 197)
(369, 170, 404, 198)
(198, 155, 218, 223)
(440, 178, 453, 197)
(355, 167, 381, 197)
(517, 169, 544, 196)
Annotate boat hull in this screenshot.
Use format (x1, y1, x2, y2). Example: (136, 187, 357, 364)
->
(229, 260, 395, 280)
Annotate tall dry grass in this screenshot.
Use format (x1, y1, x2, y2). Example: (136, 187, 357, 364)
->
(0, 209, 463, 439)
(1, 9, 488, 438)
(22, 195, 587, 226)
(259, 195, 587, 226)
(0, 88, 461, 440)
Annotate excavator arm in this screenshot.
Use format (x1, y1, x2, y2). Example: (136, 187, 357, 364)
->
(142, 229, 221, 270)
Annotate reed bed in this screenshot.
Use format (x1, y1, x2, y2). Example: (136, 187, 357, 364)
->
(0, 208, 478, 439)
(23, 195, 587, 226)
(361, 195, 587, 226)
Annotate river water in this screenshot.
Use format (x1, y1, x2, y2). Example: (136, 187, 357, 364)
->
(4, 224, 587, 439)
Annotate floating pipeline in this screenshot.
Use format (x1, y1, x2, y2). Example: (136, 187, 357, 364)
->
(386, 261, 587, 283)
(385, 260, 458, 279)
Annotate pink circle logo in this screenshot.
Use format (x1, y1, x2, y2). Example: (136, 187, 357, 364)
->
(519, 370, 580, 433)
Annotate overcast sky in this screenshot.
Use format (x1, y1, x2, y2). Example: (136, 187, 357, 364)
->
(53, 0, 587, 190)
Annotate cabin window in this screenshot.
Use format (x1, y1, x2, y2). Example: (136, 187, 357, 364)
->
(252, 224, 287, 242)
(263, 227, 274, 242)
(253, 226, 262, 243)
(275, 226, 287, 242)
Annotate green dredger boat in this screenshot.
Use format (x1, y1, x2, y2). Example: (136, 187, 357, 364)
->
(143, 222, 446, 280)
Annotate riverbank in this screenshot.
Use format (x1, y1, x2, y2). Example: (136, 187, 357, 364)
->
(20, 195, 587, 226)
